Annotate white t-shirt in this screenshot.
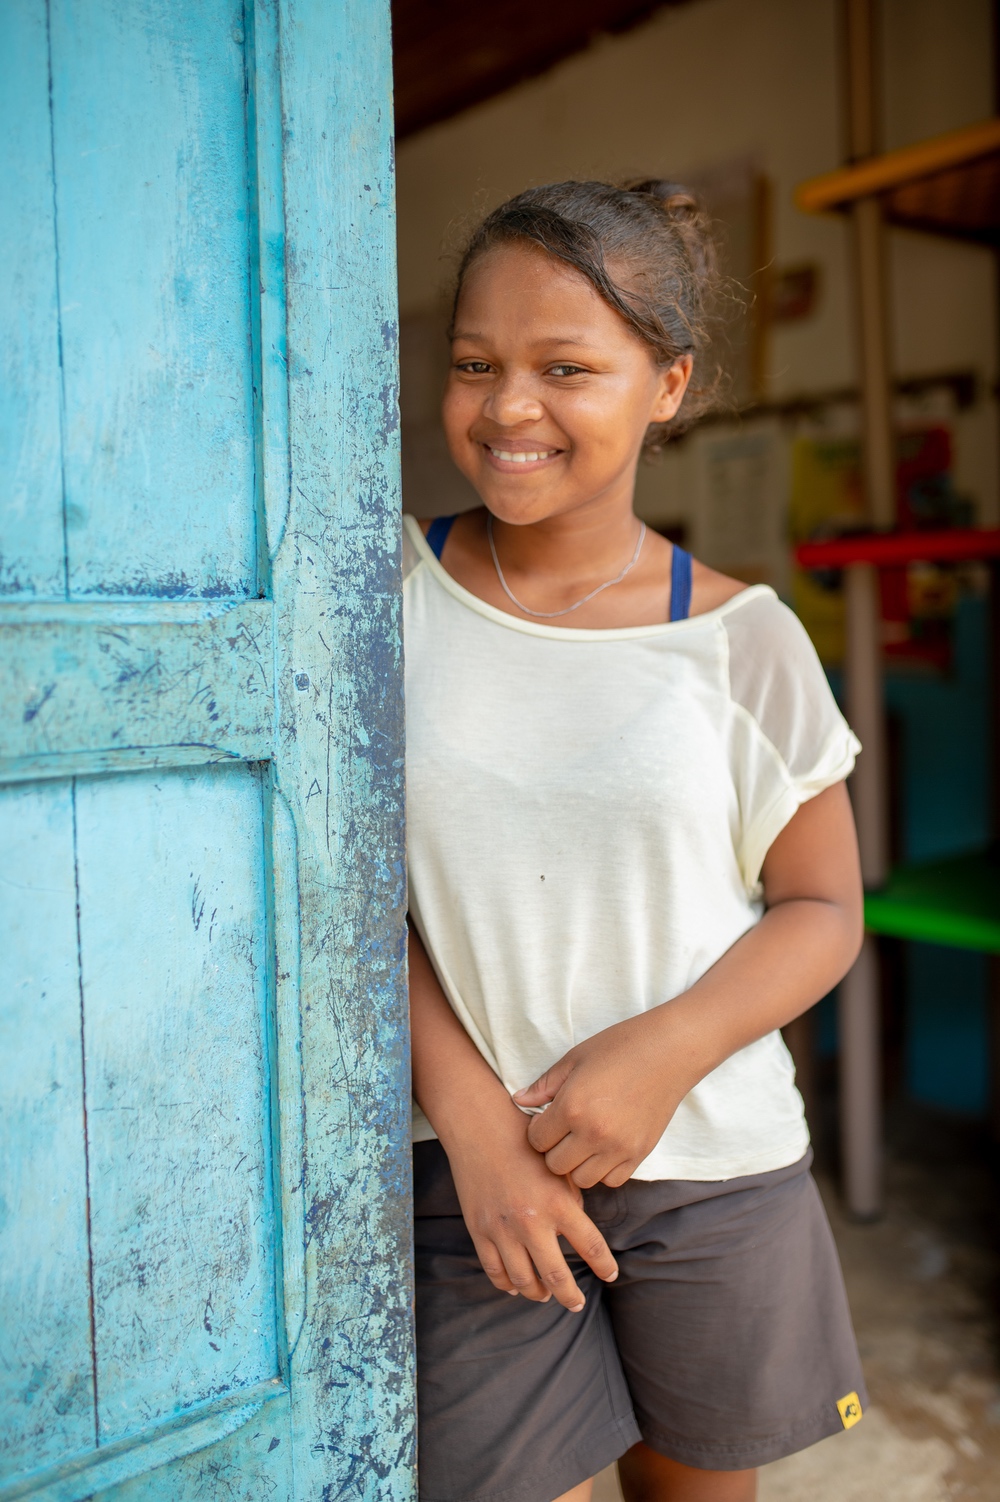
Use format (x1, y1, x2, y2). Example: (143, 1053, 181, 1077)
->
(403, 515, 860, 1181)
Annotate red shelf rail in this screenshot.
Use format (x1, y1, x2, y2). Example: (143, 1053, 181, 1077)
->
(794, 528, 1000, 569)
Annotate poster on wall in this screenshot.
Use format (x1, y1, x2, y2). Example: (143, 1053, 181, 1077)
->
(691, 423, 790, 597)
(790, 425, 970, 669)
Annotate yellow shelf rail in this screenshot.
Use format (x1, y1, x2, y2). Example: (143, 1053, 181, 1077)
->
(796, 116, 1000, 244)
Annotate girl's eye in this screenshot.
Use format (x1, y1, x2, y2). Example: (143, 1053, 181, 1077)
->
(548, 364, 587, 377)
(456, 360, 493, 375)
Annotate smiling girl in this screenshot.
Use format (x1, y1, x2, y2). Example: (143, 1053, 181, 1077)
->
(403, 182, 867, 1502)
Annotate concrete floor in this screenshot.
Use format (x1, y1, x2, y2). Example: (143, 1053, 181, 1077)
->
(593, 1110, 1000, 1501)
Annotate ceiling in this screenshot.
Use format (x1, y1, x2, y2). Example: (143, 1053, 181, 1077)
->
(391, 0, 691, 139)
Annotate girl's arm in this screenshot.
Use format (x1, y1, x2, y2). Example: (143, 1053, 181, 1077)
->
(408, 922, 620, 1309)
(514, 780, 864, 1187)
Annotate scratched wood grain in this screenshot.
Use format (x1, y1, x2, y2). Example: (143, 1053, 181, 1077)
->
(0, 601, 273, 773)
(0, 782, 95, 1475)
(49, 0, 258, 600)
(0, 0, 64, 599)
(274, 0, 414, 1494)
(76, 766, 278, 1443)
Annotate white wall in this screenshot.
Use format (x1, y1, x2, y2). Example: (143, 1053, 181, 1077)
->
(395, 0, 997, 528)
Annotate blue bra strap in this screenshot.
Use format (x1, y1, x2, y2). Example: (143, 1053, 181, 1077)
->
(670, 545, 693, 622)
(426, 515, 457, 561)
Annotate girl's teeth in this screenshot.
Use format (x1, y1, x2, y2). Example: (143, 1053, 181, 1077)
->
(491, 448, 553, 462)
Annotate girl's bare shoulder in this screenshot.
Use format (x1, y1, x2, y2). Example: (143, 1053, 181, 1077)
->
(690, 558, 750, 617)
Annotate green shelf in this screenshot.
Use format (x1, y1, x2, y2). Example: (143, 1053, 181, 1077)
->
(864, 849, 1000, 953)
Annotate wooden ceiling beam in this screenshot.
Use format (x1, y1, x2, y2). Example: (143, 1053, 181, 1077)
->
(391, 0, 687, 139)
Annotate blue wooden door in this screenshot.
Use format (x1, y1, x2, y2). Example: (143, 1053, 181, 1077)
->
(0, 3, 413, 1499)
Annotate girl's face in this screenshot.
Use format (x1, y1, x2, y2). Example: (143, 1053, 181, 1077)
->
(442, 242, 691, 525)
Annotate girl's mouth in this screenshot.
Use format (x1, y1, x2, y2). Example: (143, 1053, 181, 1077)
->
(483, 444, 562, 468)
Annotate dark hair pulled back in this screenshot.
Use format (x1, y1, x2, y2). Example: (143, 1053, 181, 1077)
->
(451, 179, 724, 447)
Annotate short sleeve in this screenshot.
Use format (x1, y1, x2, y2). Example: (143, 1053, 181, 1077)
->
(724, 591, 861, 887)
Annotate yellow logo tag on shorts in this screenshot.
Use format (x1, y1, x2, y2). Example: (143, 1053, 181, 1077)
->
(837, 1392, 863, 1430)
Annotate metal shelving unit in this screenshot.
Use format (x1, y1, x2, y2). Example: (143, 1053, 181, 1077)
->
(794, 2, 1000, 1217)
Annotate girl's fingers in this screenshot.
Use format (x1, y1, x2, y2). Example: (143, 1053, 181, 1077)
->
(471, 1197, 618, 1310)
(525, 1235, 587, 1311)
(537, 1263, 586, 1311)
(494, 1241, 552, 1303)
(568, 1153, 616, 1189)
(472, 1235, 519, 1294)
(512, 1057, 572, 1109)
(540, 1132, 590, 1178)
(482, 1229, 586, 1310)
(563, 1173, 585, 1209)
(525, 1104, 568, 1154)
(600, 1161, 635, 1189)
(562, 1207, 619, 1284)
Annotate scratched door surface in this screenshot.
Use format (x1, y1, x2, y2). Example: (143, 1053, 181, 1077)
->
(0, 4, 412, 1501)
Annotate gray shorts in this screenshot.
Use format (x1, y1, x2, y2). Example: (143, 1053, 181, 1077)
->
(414, 1141, 866, 1502)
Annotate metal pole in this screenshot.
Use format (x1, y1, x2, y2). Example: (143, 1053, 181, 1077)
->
(984, 564, 990, 1135)
(851, 197, 896, 532)
(842, 565, 886, 1216)
(845, 0, 893, 878)
(838, 0, 894, 1216)
(840, 935, 883, 1219)
(845, 561, 890, 885)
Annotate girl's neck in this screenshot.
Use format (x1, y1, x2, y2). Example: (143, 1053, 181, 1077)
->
(422, 507, 747, 631)
(488, 496, 643, 582)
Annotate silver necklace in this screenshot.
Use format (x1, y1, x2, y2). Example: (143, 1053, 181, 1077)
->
(487, 514, 647, 619)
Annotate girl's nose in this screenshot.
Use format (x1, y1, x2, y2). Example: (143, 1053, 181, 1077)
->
(484, 372, 545, 426)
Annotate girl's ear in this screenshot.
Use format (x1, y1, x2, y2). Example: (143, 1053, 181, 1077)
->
(650, 355, 693, 423)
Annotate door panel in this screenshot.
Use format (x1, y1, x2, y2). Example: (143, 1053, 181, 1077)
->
(49, 0, 259, 600)
(77, 766, 277, 1442)
(0, 1, 63, 598)
(89, 1391, 292, 1502)
(1, 0, 412, 1496)
(0, 600, 274, 784)
(0, 783, 94, 1475)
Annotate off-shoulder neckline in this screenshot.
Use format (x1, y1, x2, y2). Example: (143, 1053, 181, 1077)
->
(402, 514, 774, 642)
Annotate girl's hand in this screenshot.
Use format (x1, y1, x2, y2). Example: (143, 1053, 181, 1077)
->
(513, 1010, 691, 1189)
(408, 918, 618, 1310)
(516, 781, 867, 1190)
(445, 1114, 620, 1311)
